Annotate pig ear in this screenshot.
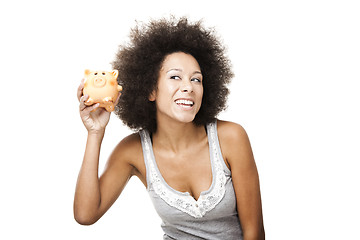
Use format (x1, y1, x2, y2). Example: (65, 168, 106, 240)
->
(84, 69, 91, 76)
(111, 70, 119, 78)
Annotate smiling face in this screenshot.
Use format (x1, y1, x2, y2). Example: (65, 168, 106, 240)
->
(150, 52, 204, 125)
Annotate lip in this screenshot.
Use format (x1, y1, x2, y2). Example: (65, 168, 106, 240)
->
(174, 98, 195, 110)
(174, 98, 195, 104)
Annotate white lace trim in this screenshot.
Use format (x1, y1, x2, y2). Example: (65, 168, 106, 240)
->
(140, 122, 226, 218)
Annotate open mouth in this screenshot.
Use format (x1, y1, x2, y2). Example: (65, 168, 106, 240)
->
(175, 99, 194, 107)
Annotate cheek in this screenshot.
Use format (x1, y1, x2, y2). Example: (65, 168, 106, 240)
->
(197, 86, 204, 98)
(155, 86, 173, 105)
(158, 83, 177, 98)
(197, 88, 204, 107)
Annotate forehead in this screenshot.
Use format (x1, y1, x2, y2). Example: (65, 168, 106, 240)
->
(161, 52, 201, 72)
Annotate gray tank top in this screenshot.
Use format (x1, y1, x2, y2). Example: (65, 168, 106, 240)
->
(139, 121, 243, 239)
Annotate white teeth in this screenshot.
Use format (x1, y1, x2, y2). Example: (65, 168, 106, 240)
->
(175, 99, 194, 105)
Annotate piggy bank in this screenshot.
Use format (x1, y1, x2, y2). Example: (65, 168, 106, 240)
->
(83, 69, 122, 112)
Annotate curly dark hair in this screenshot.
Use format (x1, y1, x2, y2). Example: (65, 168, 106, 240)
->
(112, 16, 233, 133)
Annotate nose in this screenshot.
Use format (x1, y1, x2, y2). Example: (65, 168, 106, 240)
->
(180, 80, 193, 93)
(94, 78, 106, 87)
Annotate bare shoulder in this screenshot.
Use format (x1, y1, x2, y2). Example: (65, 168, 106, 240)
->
(112, 132, 142, 160)
(106, 132, 144, 177)
(216, 120, 253, 169)
(217, 120, 250, 145)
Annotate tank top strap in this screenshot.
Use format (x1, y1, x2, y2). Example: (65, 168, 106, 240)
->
(139, 129, 153, 189)
(206, 120, 231, 174)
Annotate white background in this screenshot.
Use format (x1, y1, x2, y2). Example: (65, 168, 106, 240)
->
(1, 0, 359, 239)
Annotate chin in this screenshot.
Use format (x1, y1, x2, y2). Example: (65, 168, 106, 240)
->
(157, 106, 199, 125)
(173, 113, 197, 124)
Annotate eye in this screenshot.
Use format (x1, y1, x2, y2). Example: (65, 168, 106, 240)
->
(170, 75, 181, 80)
(94, 73, 98, 75)
(102, 72, 105, 75)
(191, 78, 202, 83)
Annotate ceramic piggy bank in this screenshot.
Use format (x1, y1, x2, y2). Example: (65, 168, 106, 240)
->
(83, 69, 122, 112)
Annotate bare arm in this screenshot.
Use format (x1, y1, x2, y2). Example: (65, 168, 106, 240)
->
(218, 121, 265, 240)
(73, 131, 104, 225)
(74, 80, 134, 225)
(74, 133, 138, 225)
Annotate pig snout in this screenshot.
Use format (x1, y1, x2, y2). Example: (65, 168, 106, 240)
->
(93, 78, 106, 87)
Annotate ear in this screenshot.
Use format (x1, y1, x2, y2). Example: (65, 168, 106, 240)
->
(84, 69, 91, 76)
(148, 90, 156, 101)
(111, 70, 119, 79)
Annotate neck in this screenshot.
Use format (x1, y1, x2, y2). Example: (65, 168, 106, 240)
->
(152, 120, 206, 153)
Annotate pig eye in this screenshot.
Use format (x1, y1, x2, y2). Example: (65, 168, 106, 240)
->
(94, 73, 98, 75)
(102, 72, 105, 75)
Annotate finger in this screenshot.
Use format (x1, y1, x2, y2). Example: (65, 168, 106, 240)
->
(79, 94, 89, 111)
(77, 79, 85, 101)
(82, 103, 100, 115)
(80, 103, 100, 116)
(79, 94, 89, 104)
(114, 92, 122, 105)
(79, 101, 87, 111)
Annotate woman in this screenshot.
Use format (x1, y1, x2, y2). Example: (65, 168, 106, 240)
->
(74, 17, 265, 240)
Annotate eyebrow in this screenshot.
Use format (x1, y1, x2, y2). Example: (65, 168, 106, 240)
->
(166, 68, 202, 75)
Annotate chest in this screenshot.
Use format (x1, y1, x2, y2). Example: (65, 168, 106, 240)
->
(153, 140, 212, 201)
